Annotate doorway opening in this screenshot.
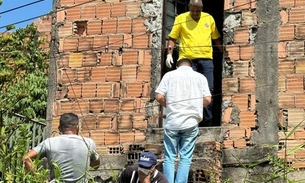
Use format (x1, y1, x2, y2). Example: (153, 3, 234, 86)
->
(161, 0, 224, 127)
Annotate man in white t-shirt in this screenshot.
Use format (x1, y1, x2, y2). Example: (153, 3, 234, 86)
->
(22, 113, 100, 183)
(155, 59, 211, 183)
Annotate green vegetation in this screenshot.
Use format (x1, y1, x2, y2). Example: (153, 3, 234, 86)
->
(0, 24, 49, 182)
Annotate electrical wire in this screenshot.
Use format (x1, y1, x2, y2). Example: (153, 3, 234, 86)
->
(0, 0, 47, 15)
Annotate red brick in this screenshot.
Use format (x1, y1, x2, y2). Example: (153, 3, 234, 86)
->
(233, 61, 249, 77)
(81, 5, 96, 19)
(239, 78, 255, 93)
(74, 99, 89, 115)
(96, 4, 111, 19)
(63, 37, 78, 52)
(93, 36, 108, 51)
(78, 37, 93, 51)
(105, 132, 120, 145)
(114, 52, 123, 66)
(122, 66, 137, 81)
(81, 115, 97, 130)
(132, 18, 146, 33)
(222, 107, 233, 123)
(76, 68, 91, 82)
(239, 111, 256, 128)
(111, 3, 126, 17)
(278, 75, 286, 92)
(58, 100, 75, 115)
(296, 24, 305, 40)
(113, 82, 121, 98)
(279, 25, 295, 41)
(142, 82, 151, 98)
(278, 59, 294, 75)
(249, 94, 256, 111)
(133, 114, 147, 129)
(288, 41, 305, 57)
(97, 82, 112, 97)
(278, 93, 295, 108)
(135, 131, 146, 142)
(226, 45, 240, 61)
(66, 6, 81, 20)
(234, 28, 249, 44)
(67, 84, 82, 98)
(224, 0, 233, 11)
(59, 0, 74, 6)
(83, 53, 97, 67)
(223, 140, 234, 149)
(123, 34, 133, 48)
(295, 150, 305, 159)
(233, 0, 250, 10)
(121, 99, 135, 112)
(241, 10, 257, 26)
(97, 115, 115, 130)
(287, 75, 304, 92)
(69, 53, 83, 68)
(117, 19, 132, 33)
(87, 20, 102, 35)
(229, 128, 245, 138)
(126, 2, 141, 16)
(118, 114, 133, 129)
(106, 66, 121, 81)
(296, 58, 305, 74)
(295, 93, 305, 108)
(240, 45, 254, 60)
(120, 132, 135, 143)
(222, 78, 239, 94)
(82, 83, 97, 98)
(138, 50, 152, 65)
(89, 99, 104, 113)
(278, 42, 287, 58)
(137, 66, 151, 81)
(233, 139, 247, 148)
(58, 22, 73, 36)
(133, 34, 149, 49)
(104, 99, 119, 113)
(295, 131, 305, 140)
(122, 50, 138, 64)
(74, 0, 87, 3)
(91, 66, 106, 82)
(289, 7, 305, 23)
(102, 19, 117, 34)
(121, 82, 142, 97)
(100, 52, 112, 66)
(279, 0, 294, 7)
(90, 131, 105, 146)
(232, 94, 248, 111)
(58, 68, 77, 83)
(280, 10, 288, 25)
(295, 0, 305, 6)
(108, 35, 123, 49)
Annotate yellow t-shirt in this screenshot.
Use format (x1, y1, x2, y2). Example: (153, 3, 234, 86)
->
(169, 12, 221, 60)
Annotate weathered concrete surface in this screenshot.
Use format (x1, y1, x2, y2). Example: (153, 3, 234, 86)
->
(254, 0, 280, 145)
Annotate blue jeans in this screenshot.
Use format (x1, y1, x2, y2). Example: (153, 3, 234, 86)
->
(163, 125, 199, 183)
(192, 59, 214, 122)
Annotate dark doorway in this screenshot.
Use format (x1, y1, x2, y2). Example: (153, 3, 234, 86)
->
(161, 0, 224, 127)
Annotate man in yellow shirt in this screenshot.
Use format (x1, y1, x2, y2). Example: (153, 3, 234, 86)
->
(166, 0, 223, 126)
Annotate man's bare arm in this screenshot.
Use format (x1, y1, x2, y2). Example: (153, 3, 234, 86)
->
(203, 96, 212, 107)
(22, 149, 38, 171)
(156, 93, 166, 108)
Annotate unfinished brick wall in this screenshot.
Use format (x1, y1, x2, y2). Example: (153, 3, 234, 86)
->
(222, 0, 305, 172)
(52, 0, 155, 155)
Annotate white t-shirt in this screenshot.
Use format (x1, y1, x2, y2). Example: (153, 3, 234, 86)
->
(155, 66, 211, 130)
(33, 134, 99, 183)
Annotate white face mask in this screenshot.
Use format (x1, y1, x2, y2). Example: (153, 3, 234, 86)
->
(138, 167, 151, 175)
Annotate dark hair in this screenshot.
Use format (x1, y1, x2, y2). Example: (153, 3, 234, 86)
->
(59, 113, 79, 129)
(177, 59, 192, 67)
